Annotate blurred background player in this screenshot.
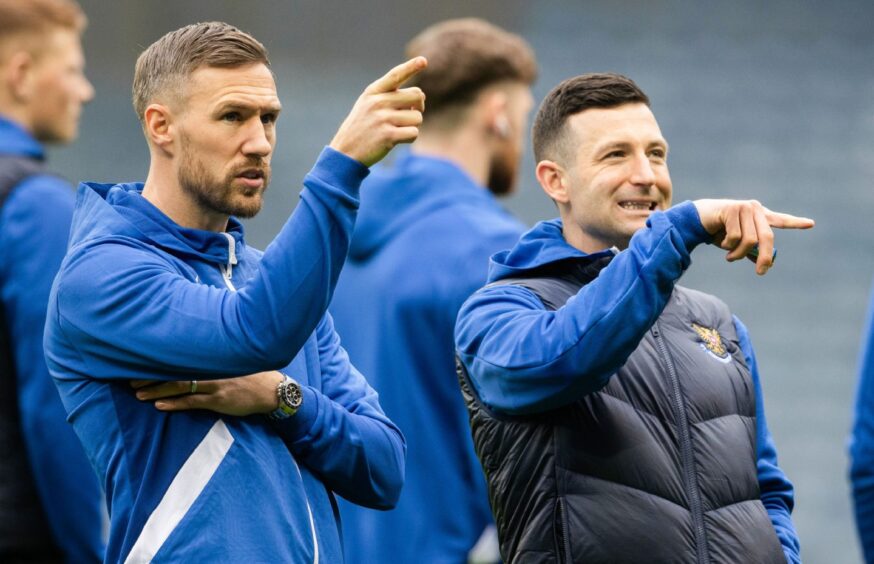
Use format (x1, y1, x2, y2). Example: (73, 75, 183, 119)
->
(330, 18, 536, 564)
(0, 0, 101, 561)
(850, 285, 874, 563)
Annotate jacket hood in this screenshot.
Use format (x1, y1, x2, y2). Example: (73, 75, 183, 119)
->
(70, 182, 245, 265)
(348, 151, 503, 260)
(487, 218, 616, 283)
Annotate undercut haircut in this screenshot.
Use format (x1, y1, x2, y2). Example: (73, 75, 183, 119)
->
(132, 21, 269, 122)
(405, 18, 537, 126)
(0, 0, 86, 60)
(532, 73, 650, 164)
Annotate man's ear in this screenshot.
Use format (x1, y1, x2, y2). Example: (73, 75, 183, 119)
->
(5, 51, 36, 102)
(536, 160, 571, 204)
(480, 88, 510, 139)
(143, 103, 175, 151)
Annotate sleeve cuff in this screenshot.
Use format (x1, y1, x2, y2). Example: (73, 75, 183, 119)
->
(664, 200, 711, 253)
(307, 146, 371, 197)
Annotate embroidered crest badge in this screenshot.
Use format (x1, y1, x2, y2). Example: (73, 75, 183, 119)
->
(691, 323, 732, 363)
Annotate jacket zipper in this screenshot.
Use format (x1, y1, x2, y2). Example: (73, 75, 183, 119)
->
(220, 233, 237, 291)
(218, 232, 319, 562)
(555, 497, 572, 563)
(652, 322, 710, 564)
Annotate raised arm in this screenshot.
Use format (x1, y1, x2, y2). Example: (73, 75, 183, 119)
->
(456, 200, 814, 415)
(48, 59, 427, 381)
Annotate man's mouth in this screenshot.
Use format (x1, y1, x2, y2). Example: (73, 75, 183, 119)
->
(618, 200, 657, 211)
(237, 169, 264, 180)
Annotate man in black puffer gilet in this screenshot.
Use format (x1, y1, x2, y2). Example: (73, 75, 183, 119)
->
(457, 256, 786, 563)
(454, 74, 812, 563)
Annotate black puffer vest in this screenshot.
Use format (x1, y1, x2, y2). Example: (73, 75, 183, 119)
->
(457, 257, 785, 563)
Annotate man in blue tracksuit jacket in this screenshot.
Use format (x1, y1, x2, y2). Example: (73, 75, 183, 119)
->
(43, 22, 426, 562)
(455, 74, 812, 563)
(850, 284, 874, 562)
(331, 20, 535, 564)
(0, 1, 103, 561)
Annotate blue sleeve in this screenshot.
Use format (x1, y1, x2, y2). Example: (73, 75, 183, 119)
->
(851, 282, 874, 563)
(734, 317, 800, 564)
(455, 201, 709, 415)
(0, 176, 105, 562)
(270, 313, 405, 509)
(50, 148, 367, 380)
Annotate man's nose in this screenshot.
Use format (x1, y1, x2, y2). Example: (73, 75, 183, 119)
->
(81, 75, 95, 104)
(242, 120, 273, 158)
(629, 153, 656, 186)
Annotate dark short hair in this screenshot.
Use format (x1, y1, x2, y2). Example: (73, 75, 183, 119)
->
(405, 18, 537, 124)
(132, 21, 269, 122)
(532, 73, 649, 163)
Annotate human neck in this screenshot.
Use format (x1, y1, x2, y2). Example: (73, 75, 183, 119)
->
(559, 215, 627, 255)
(0, 105, 36, 138)
(411, 126, 491, 189)
(141, 162, 228, 232)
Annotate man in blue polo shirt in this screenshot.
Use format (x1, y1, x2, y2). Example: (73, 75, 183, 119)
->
(0, 0, 102, 561)
(44, 22, 425, 562)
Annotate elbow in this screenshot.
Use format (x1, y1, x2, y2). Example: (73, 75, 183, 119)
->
(369, 434, 407, 510)
(367, 466, 405, 511)
(354, 428, 406, 510)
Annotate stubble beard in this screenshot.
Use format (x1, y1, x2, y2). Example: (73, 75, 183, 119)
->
(177, 136, 270, 220)
(486, 139, 520, 197)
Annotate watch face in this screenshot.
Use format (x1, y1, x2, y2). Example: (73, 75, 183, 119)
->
(283, 380, 303, 410)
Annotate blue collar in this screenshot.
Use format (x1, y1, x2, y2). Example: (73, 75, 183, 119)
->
(0, 115, 45, 160)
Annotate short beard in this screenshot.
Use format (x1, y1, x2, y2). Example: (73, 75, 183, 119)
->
(486, 140, 519, 197)
(177, 135, 270, 220)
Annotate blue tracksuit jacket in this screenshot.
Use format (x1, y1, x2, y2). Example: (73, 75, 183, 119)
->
(455, 203, 800, 563)
(850, 282, 874, 562)
(44, 148, 405, 563)
(0, 115, 104, 562)
(331, 151, 525, 563)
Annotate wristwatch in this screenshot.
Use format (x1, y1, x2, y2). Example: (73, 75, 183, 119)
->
(269, 376, 303, 420)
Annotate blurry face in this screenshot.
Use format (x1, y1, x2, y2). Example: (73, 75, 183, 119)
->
(172, 63, 280, 219)
(28, 29, 94, 143)
(561, 103, 672, 252)
(487, 83, 535, 196)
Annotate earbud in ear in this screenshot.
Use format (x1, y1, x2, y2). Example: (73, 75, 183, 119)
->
(494, 115, 510, 139)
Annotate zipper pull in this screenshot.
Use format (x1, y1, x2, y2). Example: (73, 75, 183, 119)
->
(651, 323, 660, 337)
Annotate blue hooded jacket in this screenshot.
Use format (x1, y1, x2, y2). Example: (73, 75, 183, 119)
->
(331, 152, 525, 563)
(850, 282, 874, 562)
(455, 202, 800, 563)
(44, 148, 405, 563)
(0, 115, 104, 562)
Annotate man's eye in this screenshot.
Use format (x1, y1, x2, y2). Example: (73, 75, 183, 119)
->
(261, 113, 277, 125)
(605, 150, 624, 159)
(222, 112, 241, 122)
(649, 149, 666, 159)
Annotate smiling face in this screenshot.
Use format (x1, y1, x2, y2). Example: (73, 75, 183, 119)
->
(558, 102, 672, 252)
(171, 63, 280, 221)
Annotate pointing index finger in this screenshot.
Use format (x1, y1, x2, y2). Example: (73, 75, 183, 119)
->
(764, 210, 816, 230)
(367, 56, 428, 94)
